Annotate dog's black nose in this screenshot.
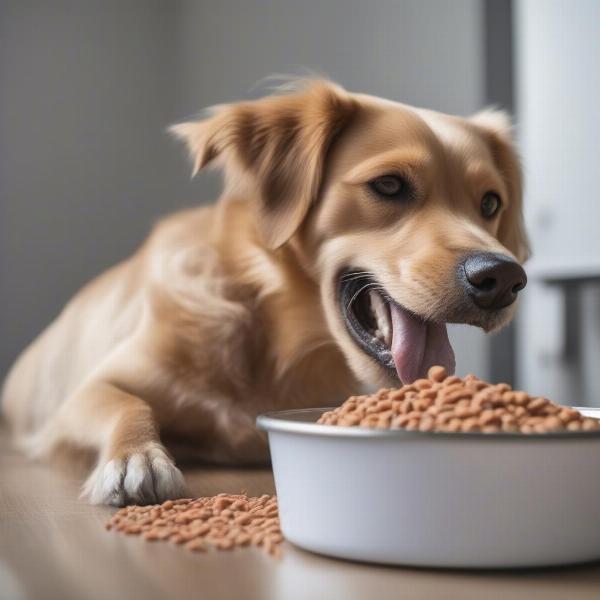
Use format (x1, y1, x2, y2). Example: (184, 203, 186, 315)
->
(461, 252, 527, 310)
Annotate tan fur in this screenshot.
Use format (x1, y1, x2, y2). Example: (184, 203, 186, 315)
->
(1, 80, 528, 505)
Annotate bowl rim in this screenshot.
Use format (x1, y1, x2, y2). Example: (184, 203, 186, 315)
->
(256, 407, 600, 441)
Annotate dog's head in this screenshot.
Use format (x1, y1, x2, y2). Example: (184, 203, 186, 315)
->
(172, 80, 529, 386)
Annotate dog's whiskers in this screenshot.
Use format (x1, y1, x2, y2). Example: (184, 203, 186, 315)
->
(345, 281, 385, 313)
(340, 271, 372, 282)
(340, 269, 397, 284)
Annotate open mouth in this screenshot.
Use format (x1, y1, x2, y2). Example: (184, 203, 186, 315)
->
(337, 270, 456, 384)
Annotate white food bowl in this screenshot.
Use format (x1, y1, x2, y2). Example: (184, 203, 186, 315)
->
(257, 407, 600, 569)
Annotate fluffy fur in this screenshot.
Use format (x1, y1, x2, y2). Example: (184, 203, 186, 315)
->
(1, 80, 528, 505)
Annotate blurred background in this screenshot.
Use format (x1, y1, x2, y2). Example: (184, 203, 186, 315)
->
(1, 0, 599, 405)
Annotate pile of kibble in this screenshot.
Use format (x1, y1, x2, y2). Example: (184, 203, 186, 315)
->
(106, 493, 283, 557)
(317, 366, 600, 434)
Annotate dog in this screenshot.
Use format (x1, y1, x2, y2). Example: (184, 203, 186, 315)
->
(1, 80, 528, 506)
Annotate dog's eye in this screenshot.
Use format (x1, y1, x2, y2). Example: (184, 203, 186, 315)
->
(481, 192, 501, 219)
(368, 175, 409, 200)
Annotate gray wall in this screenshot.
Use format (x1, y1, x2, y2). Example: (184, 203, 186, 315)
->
(1, 0, 491, 379)
(515, 0, 600, 405)
(0, 1, 191, 377)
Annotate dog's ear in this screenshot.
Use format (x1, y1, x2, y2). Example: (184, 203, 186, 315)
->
(170, 80, 357, 248)
(470, 110, 530, 262)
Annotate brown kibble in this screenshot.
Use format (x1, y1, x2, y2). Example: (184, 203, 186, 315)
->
(461, 417, 480, 432)
(501, 413, 516, 425)
(468, 380, 489, 391)
(365, 403, 381, 415)
(412, 398, 432, 411)
(495, 383, 512, 393)
(528, 397, 548, 413)
(418, 416, 435, 432)
(455, 405, 475, 418)
(513, 392, 529, 406)
(251, 531, 265, 546)
(544, 416, 563, 430)
(106, 493, 283, 558)
(156, 528, 172, 539)
(390, 389, 406, 401)
(514, 406, 527, 418)
(186, 539, 207, 552)
(174, 514, 191, 524)
(482, 425, 501, 433)
(446, 418, 463, 432)
(414, 378, 433, 390)
(217, 538, 235, 550)
(339, 414, 361, 427)
(316, 367, 597, 436)
(479, 409, 497, 426)
(376, 399, 392, 411)
(339, 399, 357, 413)
(502, 391, 516, 403)
(124, 524, 142, 534)
(360, 415, 381, 428)
(582, 418, 599, 431)
(559, 408, 580, 424)
(376, 415, 390, 428)
(391, 414, 411, 428)
(171, 534, 186, 544)
(436, 411, 454, 425)
(428, 365, 447, 382)
(234, 513, 252, 526)
(192, 523, 211, 536)
(419, 388, 438, 401)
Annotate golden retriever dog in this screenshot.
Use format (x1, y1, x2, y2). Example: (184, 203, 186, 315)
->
(2, 80, 528, 506)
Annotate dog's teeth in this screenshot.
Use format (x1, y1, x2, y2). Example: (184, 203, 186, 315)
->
(369, 290, 392, 347)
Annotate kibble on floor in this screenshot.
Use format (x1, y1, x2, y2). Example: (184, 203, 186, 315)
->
(106, 494, 283, 558)
(318, 365, 600, 434)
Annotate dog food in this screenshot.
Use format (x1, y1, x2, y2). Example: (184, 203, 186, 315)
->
(318, 366, 600, 433)
(106, 493, 283, 558)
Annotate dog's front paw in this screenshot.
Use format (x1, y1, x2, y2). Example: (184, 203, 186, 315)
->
(82, 444, 187, 506)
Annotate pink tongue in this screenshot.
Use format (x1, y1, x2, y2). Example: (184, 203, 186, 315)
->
(389, 303, 456, 384)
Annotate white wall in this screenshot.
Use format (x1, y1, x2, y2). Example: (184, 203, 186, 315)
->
(515, 0, 600, 404)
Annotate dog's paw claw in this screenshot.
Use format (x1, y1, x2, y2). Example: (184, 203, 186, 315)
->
(82, 445, 187, 506)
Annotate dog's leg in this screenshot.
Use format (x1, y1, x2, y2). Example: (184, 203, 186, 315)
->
(26, 380, 187, 506)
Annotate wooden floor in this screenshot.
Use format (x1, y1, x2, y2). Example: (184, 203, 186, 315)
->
(1, 428, 600, 600)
